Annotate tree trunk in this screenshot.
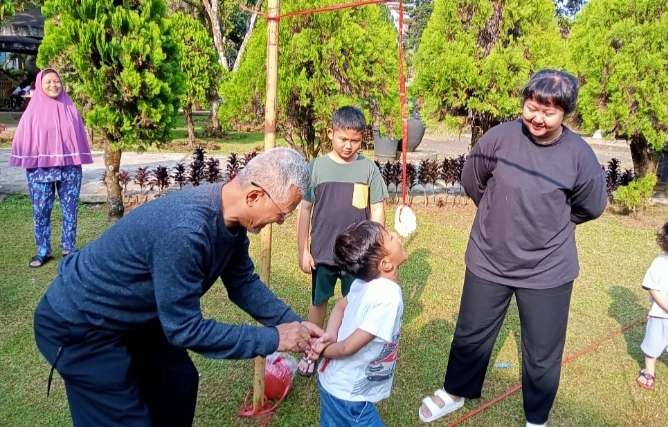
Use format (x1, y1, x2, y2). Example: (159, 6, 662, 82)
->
(233, 0, 264, 71)
(630, 134, 660, 177)
(184, 104, 196, 146)
(477, 0, 505, 56)
(202, 0, 229, 70)
(104, 142, 124, 220)
(469, 111, 499, 148)
(207, 99, 222, 137)
(202, 0, 228, 137)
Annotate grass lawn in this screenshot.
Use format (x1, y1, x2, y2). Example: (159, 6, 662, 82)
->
(1, 194, 667, 426)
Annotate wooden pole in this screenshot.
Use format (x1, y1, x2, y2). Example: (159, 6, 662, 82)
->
(253, 0, 280, 412)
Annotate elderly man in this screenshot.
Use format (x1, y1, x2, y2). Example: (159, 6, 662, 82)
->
(34, 148, 322, 427)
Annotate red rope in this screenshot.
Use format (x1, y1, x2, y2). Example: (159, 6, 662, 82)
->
(446, 316, 645, 426)
(241, 0, 393, 19)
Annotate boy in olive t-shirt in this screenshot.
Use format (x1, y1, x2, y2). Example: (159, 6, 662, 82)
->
(296, 106, 388, 376)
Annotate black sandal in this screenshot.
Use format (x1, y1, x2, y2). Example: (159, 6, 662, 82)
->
(29, 255, 53, 268)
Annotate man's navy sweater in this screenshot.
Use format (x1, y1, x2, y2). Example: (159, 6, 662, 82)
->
(45, 183, 301, 358)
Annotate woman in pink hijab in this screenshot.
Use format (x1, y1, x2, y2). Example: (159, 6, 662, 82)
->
(10, 69, 93, 268)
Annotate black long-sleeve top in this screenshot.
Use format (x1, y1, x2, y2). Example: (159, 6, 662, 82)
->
(462, 120, 607, 288)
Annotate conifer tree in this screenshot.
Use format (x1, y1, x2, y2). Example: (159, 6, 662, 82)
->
(412, 0, 566, 145)
(171, 11, 222, 146)
(220, 0, 400, 159)
(569, 0, 668, 177)
(37, 0, 184, 218)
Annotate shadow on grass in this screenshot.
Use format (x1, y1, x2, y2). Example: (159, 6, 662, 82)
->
(608, 285, 648, 368)
(401, 248, 431, 325)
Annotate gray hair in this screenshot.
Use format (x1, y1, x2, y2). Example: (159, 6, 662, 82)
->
(237, 147, 310, 202)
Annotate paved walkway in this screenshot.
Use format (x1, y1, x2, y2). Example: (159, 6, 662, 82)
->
(0, 149, 187, 203)
(1, 132, 661, 203)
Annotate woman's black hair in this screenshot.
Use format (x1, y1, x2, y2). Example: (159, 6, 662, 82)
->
(522, 69, 579, 114)
(657, 222, 668, 253)
(333, 220, 387, 282)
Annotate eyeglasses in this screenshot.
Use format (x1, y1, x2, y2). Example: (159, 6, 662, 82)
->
(251, 181, 292, 220)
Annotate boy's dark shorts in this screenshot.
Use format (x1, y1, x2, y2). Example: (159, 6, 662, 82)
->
(311, 264, 355, 306)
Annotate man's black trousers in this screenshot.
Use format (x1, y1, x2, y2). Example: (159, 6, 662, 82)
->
(34, 296, 199, 427)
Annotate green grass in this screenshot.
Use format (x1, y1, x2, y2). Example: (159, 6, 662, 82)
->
(1, 195, 667, 426)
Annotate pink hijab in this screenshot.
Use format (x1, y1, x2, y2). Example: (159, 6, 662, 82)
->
(10, 69, 93, 168)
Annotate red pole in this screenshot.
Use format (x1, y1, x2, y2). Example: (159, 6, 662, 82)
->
(398, 0, 408, 205)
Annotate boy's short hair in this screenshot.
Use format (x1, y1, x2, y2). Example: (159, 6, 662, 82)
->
(522, 69, 579, 114)
(334, 220, 387, 282)
(657, 222, 668, 253)
(332, 106, 366, 132)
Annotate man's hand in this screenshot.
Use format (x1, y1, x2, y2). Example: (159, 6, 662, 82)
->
(275, 322, 315, 353)
(299, 249, 315, 274)
(300, 321, 324, 339)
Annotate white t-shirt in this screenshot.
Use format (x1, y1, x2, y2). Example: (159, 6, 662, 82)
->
(318, 277, 403, 403)
(642, 254, 668, 318)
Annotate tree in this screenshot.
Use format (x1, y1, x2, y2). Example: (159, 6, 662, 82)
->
(220, 0, 400, 160)
(554, 0, 586, 36)
(38, 0, 184, 219)
(167, 0, 247, 136)
(412, 0, 567, 145)
(555, 0, 586, 17)
(405, 0, 433, 54)
(569, 0, 668, 177)
(171, 12, 222, 146)
(0, 0, 14, 19)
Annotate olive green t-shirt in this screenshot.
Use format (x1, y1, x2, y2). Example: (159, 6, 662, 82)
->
(305, 154, 388, 266)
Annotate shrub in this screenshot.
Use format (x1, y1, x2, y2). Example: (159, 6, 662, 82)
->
(612, 173, 657, 214)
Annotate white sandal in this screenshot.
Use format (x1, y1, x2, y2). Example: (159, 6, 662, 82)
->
(418, 388, 465, 423)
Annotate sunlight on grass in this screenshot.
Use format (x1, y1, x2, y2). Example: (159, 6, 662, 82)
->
(1, 195, 666, 426)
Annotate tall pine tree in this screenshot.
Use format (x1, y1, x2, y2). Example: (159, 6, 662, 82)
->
(569, 0, 668, 177)
(412, 0, 567, 145)
(219, 0, 400, 159)
(170, 11, 222, 146)
(37, 0, 184, 218)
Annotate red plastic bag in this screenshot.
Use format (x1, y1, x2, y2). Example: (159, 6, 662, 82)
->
(264, 352, 297, 401)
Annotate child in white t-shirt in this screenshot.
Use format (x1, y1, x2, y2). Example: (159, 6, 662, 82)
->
(309, 220, 406, 426)
(637, 222, 668, 390)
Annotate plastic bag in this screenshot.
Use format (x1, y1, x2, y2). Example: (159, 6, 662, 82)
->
(264, 352, 297, 401)
(394, 204, 417, 237)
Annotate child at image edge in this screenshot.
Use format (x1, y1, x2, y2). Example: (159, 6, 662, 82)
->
(297, 106, 388, 375)
(310, 220, 406, 427)
(636, 221, 668, 390)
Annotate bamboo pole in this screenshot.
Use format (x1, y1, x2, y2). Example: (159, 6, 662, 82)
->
(253, 0, 280, 412)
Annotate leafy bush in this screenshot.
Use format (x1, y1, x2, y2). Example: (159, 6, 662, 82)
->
(612, 174, 657, 214)
(189, 147, 206, 186)
(172, 162, 187, 189)
(205, 158, 222, 183)
(604, 158, 634, 200)
(153, 166, 171, 193)
(225, 153, 241, 182)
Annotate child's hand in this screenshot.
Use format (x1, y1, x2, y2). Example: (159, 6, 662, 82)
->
(300, 249, 315, 274)
(310, 332, 335, 356)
